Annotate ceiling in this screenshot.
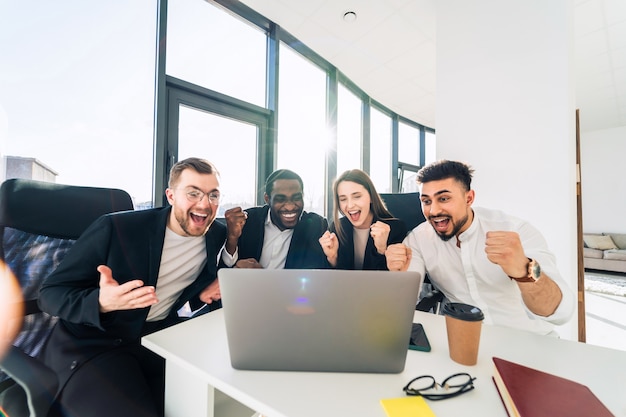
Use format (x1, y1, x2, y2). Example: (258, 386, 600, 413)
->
(237, 0, 626, 133)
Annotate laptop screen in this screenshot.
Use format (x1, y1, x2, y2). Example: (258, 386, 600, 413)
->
(219, 268, 421, 373)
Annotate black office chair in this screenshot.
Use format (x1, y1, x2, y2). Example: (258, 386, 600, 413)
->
(379, 192, 445, 314)
(0, 178, 134, 417)
(379, 192, 425, 234)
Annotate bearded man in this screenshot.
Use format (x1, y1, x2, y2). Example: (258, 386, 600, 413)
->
(386, 160, 574, 336)
(39, 157, 226, 417)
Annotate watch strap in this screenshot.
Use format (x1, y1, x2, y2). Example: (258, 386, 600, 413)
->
(508, 258, 540, 283)
(509, 275, 537, 283)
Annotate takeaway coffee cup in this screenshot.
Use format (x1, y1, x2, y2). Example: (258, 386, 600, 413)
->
(442, 302, 484, 366)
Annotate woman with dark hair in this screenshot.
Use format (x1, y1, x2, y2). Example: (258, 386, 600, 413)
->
(319, 169, 407, 270)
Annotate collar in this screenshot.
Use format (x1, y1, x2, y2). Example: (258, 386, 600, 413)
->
(455, 209, 477, 246)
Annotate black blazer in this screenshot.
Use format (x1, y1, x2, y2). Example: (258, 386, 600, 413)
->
(330, 217, 406, 270)
(38, 207, 226, 389)
(232, 205, 330, 269)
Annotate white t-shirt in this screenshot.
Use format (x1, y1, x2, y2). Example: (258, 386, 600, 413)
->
(353, 227, 370, 270)
(147, 227, 207, 321)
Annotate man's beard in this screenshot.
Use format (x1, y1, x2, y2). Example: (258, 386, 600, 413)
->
(432, 214, 469, 242)
(175, 209, 210, 237)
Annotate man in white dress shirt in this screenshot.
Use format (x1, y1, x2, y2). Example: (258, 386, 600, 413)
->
(386, 160, 574, 335)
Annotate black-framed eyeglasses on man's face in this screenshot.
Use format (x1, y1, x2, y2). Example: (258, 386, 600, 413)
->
(403, 373, 476, 401)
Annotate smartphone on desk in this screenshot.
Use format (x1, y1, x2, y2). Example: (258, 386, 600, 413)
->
(408, 323, 431, 352)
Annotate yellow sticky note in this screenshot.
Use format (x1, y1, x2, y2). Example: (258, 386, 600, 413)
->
(380, 396, 437, 417)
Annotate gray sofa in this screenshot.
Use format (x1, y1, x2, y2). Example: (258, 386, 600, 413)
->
(583, 233, 626, 274)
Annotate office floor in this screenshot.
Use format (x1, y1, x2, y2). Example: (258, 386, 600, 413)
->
(584, 271, 626, 352)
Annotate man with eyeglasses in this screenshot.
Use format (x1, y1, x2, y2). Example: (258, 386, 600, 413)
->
(221, 168, 329, 269)
(38, 158, 226, 417)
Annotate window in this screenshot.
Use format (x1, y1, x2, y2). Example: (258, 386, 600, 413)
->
(277, 43, 327, 216)
(1, 1, 156, 207)
(177, 105, 259, 216)
(336, 84, 362, 176)
(425, 130, 437, 165)
(369, 107, 392, 193)
(399, 121, 420, 166)
(398, 122, 421, 192)
(166, 0, 266, 107)
(4, 0, 435, 217)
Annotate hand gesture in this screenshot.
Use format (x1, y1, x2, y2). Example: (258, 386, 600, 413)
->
(224, 207, 247, 240)
(385, 243, 412, 271)
(484, 231, 529, 278)
(199, 279, 221, 304)
(234, 258, 263, 269)
(370, 221, 391, 255)
(318, 231, 339, 266)
(224, 207, 248, 255)
(97, 265, 157, 313)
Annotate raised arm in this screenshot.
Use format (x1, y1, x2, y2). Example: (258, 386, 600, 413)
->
(485, 231, 562, 316)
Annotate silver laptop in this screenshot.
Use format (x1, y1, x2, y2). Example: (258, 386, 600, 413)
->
(218, 268, 421, 373)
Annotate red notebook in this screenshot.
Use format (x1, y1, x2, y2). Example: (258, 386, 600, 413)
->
(492, 357, 614, 417)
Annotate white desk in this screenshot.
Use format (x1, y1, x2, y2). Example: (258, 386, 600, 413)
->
(142, 310, 626, 417)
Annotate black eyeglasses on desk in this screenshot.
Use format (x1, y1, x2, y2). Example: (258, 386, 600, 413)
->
(403, 373, 476, 401)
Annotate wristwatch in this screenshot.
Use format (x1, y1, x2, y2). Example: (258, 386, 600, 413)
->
(509, 258, 541, 283)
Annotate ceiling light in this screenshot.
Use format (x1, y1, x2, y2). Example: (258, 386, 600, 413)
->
(343, 11, 357, 23)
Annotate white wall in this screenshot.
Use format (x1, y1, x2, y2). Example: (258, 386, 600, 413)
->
(437, 0, 578, 339)
(581, 126, 626, 234)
